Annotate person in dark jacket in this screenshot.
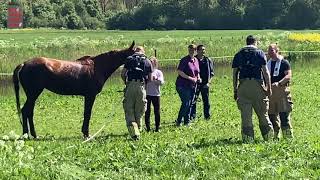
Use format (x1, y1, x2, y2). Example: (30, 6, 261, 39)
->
(190, 44, 214, 120)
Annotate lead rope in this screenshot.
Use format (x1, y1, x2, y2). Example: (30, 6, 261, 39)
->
(41, 97, 117, 157)
(82, 97, 116, 143)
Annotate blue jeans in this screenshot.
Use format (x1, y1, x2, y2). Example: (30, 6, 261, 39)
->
(176, 86, 195, 125)
(190, 85, 211, 119)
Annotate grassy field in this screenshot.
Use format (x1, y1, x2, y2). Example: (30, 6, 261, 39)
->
(1, 29, 320, 179)
(1, 61, 320, 178)
(1, 29, 320, 72)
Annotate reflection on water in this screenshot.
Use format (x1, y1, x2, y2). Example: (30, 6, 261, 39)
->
(1, 60, 319, 96)
(0, 75, 13, 96)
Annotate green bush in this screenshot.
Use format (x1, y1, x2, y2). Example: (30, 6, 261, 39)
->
(51, 17, 67, 28)
(29, 17, 48, 27)
(61, 1, 75, 17)
(66, 13, 84, 29)
(83, 16, 104, 29)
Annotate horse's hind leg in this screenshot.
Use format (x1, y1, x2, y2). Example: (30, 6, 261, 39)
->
(22, 89, 43, 138)
(21, 103, 29, 135)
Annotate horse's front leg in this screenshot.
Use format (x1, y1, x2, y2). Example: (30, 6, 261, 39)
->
(82, 95, 96, 138)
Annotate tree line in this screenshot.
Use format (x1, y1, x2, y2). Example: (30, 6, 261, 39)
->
(0, 0, 319, 30)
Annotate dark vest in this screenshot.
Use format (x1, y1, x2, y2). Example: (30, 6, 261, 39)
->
(126, 54, 147, 81)
(237, 47, 264, 80)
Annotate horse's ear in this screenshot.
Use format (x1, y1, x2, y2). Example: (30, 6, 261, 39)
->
(129, 41, 135, 50)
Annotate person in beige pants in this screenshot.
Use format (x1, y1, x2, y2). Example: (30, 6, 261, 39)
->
(267, 44, 294, 139)
(121, 46, 152, 140)
(232, 35, 274, 143)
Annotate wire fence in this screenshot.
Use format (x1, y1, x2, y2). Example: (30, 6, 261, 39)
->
(1, 50, 320, 76)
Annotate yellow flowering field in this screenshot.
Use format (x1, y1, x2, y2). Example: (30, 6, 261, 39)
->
(288, 33, 320, 42)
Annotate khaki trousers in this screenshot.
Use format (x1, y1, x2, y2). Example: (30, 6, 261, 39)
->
(269, 85, 293, 139)
(123, 81, 147, 138)
(237, 79, 274, 142)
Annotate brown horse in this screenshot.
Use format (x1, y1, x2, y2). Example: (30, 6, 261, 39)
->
(13, 41, 135, 139)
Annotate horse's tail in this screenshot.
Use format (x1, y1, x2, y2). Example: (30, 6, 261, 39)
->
(13, 63, 24, 125)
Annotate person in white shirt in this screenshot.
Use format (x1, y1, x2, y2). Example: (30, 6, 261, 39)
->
(145, 57, 164, 132)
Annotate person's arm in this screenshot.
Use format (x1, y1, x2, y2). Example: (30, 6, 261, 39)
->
(145, 59, 153, 82)
(208, 58, 214, 84)
(209, 58, 215, 77)
(197, 73, 201, 83)
(278, 61, 292, 86)
(121, 67, 127, 84)
(279, 69, 292, 85)
(147, 72, 152, 83)
(155, 71, 165, 85)
(178, 70, 197, 83)
(262, 65, 272, 96)
(232, 68, 239, 101)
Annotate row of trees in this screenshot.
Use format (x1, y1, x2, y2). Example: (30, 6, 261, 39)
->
(0, 0, 320, 30)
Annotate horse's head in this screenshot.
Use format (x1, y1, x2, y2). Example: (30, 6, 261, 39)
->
(91, 41, 136, 79)
(93, 41, 135, 64)
(120, 41, 136, 64)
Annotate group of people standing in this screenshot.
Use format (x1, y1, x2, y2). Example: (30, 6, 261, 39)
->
(120, 35, 294, 142)
(120, 44, 214, 140)
(175, 44, 214, 126)
(233, 35, 294, 142)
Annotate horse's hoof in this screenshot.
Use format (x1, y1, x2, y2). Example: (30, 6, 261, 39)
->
(20, 133, 29, 140)
(83, 134, 91, 140)
(31, 135, 38, 139)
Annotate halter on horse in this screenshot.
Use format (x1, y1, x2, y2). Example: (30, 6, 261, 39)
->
(13, 41, 135, 139)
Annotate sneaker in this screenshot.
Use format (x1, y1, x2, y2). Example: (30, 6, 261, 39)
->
(175, 120, 182, 127)
(184, 122, 191, 127)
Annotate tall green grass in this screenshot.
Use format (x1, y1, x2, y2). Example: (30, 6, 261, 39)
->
(1, 29, 320, 73)
(0, 62, 319, 178)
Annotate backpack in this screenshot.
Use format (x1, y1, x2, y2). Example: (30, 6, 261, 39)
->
(126, 53, 147, 80)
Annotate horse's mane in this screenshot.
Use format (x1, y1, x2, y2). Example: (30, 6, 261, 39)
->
(93, 49, 126, 61)
(76, 56, 91, 61)
(76, 56, 94, 65)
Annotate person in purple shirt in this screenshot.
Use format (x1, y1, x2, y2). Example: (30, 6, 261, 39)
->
(175, 44, 201, 126)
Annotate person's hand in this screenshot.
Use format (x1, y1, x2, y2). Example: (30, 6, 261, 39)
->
(153, 75, 157, 81)
(272, 82, 279, 87)
(190, 77, 197, 83)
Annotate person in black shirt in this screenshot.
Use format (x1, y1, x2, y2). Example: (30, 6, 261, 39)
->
(190, 45, 214, 120)
(267, 44, 294, 139)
